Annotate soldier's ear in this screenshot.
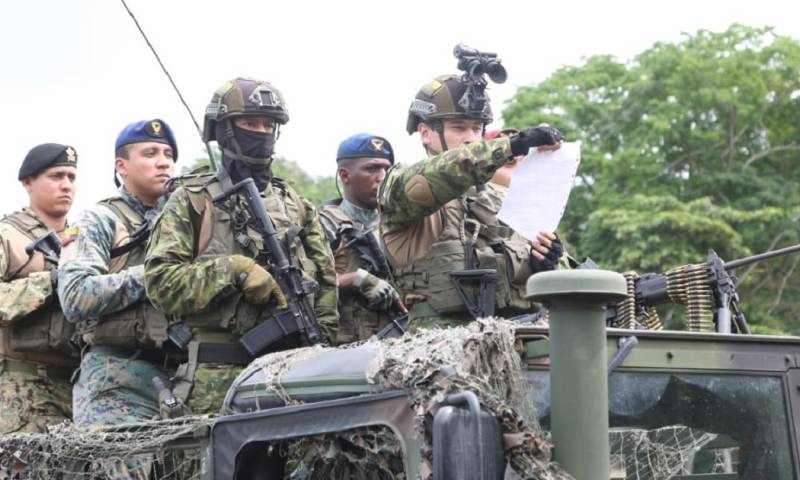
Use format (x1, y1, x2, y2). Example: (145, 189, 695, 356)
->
(115, 157, 127, 179)
(418, 122, 433, 148)
(20, 177, 34, 193)
(338, 166, 352, 185)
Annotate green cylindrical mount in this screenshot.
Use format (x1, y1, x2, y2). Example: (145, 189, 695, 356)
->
(526, 270, 627, 480)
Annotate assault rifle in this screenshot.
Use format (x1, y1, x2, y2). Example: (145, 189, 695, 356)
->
(213, 178, 323, 356)
(339, 225, 391, 280)
(25, 230, 61, 265)
(613, 243, 800, 334)
(338, 224, 412, 339)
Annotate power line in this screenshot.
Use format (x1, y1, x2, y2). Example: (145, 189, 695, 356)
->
(119, 0, 216, 169)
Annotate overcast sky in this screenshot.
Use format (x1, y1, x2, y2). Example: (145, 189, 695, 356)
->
(2, 0, 799, 217)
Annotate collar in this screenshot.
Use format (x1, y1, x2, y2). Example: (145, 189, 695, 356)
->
(118, 186, 157, 218)
(21, 207, 69, 233)
(340, 198, 379, 229)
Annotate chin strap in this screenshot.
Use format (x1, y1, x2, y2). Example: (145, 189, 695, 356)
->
(433, 120, 449, 152)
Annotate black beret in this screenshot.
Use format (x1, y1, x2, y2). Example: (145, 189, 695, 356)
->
(18, 143, 78, 180)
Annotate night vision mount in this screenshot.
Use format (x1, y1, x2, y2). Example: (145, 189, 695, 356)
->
(453, 43, 507, 114)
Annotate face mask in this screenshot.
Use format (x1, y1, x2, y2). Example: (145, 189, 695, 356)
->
(222, 155, 272, 192)
(233, 127, 276, 160)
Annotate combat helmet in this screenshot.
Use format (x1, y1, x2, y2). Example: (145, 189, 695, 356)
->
(203, 77, 289, 142)
(406, 74, 493, 135)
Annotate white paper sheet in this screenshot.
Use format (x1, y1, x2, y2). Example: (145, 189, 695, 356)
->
(497, 141, 581, 240)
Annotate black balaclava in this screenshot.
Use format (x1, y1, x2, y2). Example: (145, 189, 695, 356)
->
(216, 121, 277, 191)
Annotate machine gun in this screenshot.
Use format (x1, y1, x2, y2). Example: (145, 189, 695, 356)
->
(612, 243, 800, 334)
(213, 178, 323, 356)
(453, 43, 507, 115)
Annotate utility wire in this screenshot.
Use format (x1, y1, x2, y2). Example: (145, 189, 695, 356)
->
(119, 0, 217, 169)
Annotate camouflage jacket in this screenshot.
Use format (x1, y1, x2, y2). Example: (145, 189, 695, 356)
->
(379, 137, 558, 323)
(0, 208, 58, 326)
(58, 187, 153, 323)
(378, 136, 514, 260)
(144, 174, 339, 340)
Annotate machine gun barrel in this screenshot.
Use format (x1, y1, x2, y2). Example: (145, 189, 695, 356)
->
(724, 243, 800, 270)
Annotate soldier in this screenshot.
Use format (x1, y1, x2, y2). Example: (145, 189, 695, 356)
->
(379, 74, 565, 328)
(58, 119, 177, 427)
(144, 77, 339, 414)
(0, 143, 78, 433)
(319, 133, 406, 344)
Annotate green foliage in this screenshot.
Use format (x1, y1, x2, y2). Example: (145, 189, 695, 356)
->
(503, 24, 800, 333)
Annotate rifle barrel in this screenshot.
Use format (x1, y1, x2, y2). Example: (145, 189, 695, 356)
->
(724, 243, 800, 270)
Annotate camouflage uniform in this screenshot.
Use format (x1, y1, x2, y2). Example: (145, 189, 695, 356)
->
(145, 175, 338, 413)
(319, 198, 396, 343)
(0, 209, 73, 433)
(379, 72, 567, 329)
(144, 77, 338, 415)
(58, 187, 170, 426)
(379, 137, 549, 328)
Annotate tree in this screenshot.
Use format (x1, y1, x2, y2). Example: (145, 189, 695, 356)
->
(503, 25, 800, 333)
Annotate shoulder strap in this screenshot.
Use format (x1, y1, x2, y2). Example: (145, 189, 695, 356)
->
(318, 201, 354, 247)
(272, 178, 307, 227)
(0, 210, 48, 240)
(98, 197, 148, 260)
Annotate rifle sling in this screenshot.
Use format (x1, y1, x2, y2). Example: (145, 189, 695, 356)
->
(109, 225, 149, 259)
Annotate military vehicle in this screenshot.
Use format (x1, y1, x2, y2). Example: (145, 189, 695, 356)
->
(3, 266, 799, 479)
(200, 267, 799, 479)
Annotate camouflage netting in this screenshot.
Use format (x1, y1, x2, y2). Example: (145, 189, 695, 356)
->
(609, 426, 718, 479)
(0, 416, 212, 479)
(253, 318, 573, 480)
(0, 319, 731, 479)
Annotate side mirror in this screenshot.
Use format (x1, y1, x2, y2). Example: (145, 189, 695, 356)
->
(433, 391, 506, 480)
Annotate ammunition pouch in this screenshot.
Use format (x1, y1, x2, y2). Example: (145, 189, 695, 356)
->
(9, 306, 77, 357)
(92, 302, 169, 350)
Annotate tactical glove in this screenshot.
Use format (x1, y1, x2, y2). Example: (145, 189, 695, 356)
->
(530, 236, 564, 273)
(509, 124, 564, 157)
(231, 255, 288, 308)
(354, 269, 401, 311)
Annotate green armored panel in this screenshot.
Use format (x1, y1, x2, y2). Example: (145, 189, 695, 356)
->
(226, 343, 386, 412)
(526, 269, 628, 304)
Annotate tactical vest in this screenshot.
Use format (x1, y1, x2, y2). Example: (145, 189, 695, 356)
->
(387, 187, 537, 320)
(177, 174, 318, 337)
(319, 201, 393, 343)
(0, 210, 76, 365)
(87, 197, 169, 350)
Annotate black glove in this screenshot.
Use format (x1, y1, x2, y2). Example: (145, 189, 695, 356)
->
(509, 124, 564, 157)
(530, 236, 564, 273)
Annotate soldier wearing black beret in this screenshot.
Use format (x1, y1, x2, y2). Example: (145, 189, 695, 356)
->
(0, 142, 78, 433)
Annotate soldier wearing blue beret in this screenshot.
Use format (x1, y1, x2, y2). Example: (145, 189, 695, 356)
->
(58, 119, 179, 434)
(319, 133, 406, 344)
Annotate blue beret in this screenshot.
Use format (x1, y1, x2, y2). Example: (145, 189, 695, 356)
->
(115, 119, 178, 161)
(336, 133, 394, 164)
